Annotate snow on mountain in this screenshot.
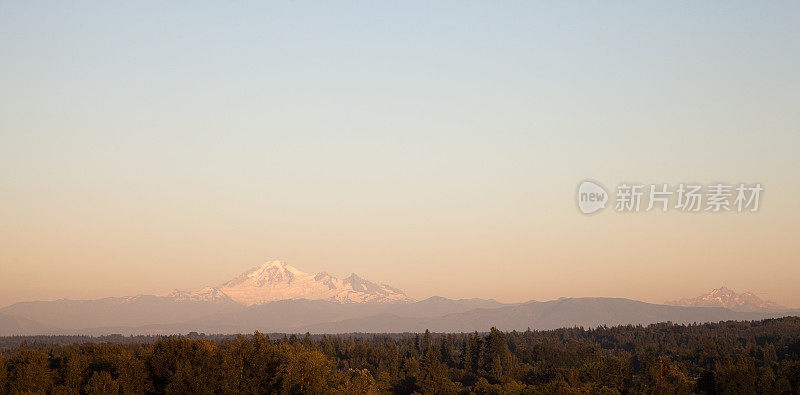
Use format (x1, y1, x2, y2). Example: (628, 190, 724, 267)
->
(665, 286, 788, 312)
(165, 287, 234, 303)
(172, 261, 410, 306)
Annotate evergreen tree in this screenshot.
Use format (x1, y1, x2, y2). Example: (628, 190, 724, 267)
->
(0, 353, 7, 393)
(7, 346, 53, 393)
(83, 370, 118, 394)
(482, 327, 510, 383)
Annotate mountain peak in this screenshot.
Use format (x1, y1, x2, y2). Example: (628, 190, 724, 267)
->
(257, 260, 303, 274)
(666, 287, 787, 312)
(261, 260, 288, 268)
(344, 273, 363, 281)
(214, 261, 411, 306)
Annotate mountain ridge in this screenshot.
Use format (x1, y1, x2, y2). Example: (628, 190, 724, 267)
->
(2, 268, 797, 336)
(665, 286, 788, 312)
(6, 297, 795, 336)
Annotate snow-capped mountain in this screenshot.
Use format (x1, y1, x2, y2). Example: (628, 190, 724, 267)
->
(165, 287, 234, 303)
(665, 286, 788, 312)
(172, 261, 410, 306)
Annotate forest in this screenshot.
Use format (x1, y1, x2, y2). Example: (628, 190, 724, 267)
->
(1, 317, 799, 394)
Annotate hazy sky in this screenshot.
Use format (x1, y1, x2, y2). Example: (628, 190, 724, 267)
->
(1, 2, 799, 308)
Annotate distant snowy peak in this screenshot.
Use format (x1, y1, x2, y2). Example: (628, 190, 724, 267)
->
(213, 261, 411, 306)
(341, 273, 408, 303)
(222, 260, 303, 289)
(165, 287, 233, 303)
(666, 286, 788, 312)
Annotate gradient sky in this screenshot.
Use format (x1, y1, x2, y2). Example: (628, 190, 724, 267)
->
(1, 1, 799, 308)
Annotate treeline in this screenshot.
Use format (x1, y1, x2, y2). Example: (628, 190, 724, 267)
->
(1, 318, 800, 394)
(0, 334, 237, 350)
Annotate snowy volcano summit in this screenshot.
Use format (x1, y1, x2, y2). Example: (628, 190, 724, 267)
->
(181, 261, 410, 306)
(665, 286, 788, 312)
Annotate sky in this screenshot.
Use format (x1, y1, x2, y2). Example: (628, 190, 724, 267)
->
(1, 1, 799, 308)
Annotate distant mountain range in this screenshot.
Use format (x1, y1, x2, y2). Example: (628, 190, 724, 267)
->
(0, 262, 797, 336)
(665, 286, 789, 312)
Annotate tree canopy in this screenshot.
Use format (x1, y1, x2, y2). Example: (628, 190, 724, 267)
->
(1, 317, 799, 393)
